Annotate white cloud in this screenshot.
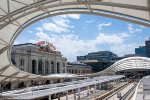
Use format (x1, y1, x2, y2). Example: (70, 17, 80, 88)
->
(67, 14, 80, 19)
(127, 24, 144, 34)
(29, 39, 37, 43)
(28, 30, 33, 33)
(85, 20, 95, 23)
(35, 14, 79, 34)
(110, 43, 138, 56)
(52, 17, 70, 28)
(98, 22, 112, 30)
(36, 31, 50, 40)
(59, 14, 80, 19)
(96, 33, 124, 44)
(42, 23, 69, 33)
(35, 27, 43, 31)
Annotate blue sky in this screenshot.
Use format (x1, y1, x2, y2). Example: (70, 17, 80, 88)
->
(15, 14, 150, 61)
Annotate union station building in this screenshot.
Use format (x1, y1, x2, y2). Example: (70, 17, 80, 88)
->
(11, 42, 67, 75)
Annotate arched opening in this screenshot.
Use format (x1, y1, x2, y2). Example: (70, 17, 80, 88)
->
(18, 82, 25, 88)
(0, 1, 149, 89)
(45, 61, 49, 75)
(51, 62, 54, 74)
(32, 60, 37, 74)
(2, 82, 11, 90)
(46, 80, 50, 84)
(57, 62, 60, 73)
(38, 60, 43, 75)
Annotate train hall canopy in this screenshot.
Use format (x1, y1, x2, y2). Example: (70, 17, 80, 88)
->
(102, 57, 150, 74)
(0, 0, 150, 83)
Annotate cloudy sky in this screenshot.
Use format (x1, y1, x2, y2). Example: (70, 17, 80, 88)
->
(15, 14, 150, 61)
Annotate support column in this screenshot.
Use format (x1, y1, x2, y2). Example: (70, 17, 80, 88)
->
(59, 62, 62, 73)
(77, 88, 80, 99)
(66, 91, 68, 100)
(89, 86, 92, 94)
(64, 62, 67, 73)
(38, 81, 43, 85)
(87, 85, 90, 96)
(11, 82, 18, 89)
(99, 83, 101, 90)
(58, 94, 60, 100)
(74, 90, 76, 100)
(26, 81, 32, 87)
(94, 84, 96, 93)
(50, 80, 53, 84)
(0, 84, 1, 90)
(55, 61, 57, 74)
(60, 79, 64, 83)
(49, 95, 51, 100)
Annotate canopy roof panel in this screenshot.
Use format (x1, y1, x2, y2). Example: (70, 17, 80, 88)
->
(102, 57, 150, 73)
(0, 0, 150, 83)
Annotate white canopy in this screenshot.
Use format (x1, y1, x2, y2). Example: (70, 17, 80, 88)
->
(0, 0, 150, 82)
(102, 57, 150, 73)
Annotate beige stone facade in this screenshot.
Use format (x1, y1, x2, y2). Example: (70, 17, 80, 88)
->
(67, 62, 92, 75)
(11, 43, 67, 75)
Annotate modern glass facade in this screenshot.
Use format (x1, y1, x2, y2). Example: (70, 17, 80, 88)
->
(135, 46, 146, 57)
(77, 51, 118, 72)
(145, 38, 150, 58)
(77, 51, 118, 62)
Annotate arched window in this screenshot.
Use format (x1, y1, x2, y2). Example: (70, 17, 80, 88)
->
(57, 62, 60, 73)
(32, 60, 37, 74)
(38, 60, 43, 74)
(20, 58, 25, 66)
(75, 70, 77, 74)
(51, 62, 54, 74)
(45, 61, 49, 75)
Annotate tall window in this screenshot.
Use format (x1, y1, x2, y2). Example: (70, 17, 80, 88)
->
(57, 62, 60, 73)
(20, 58, 24, 66)
(32, 60, 36, 74)
(38, 60, 43, 74)
(45, 61, 49, 75)
(51, 62, 54, 74)
(63, 63, 65, 73)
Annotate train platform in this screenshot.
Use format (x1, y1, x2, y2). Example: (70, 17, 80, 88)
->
(133, 76, 150, 100)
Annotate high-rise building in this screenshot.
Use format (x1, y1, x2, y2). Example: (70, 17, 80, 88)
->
(77, 51, 118, 62)
(135, 46, 146, 57)
(145, 38, 150, 57)
(77, 51, 118, 72)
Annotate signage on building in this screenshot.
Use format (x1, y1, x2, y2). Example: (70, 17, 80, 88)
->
(36, 41, 56, 52)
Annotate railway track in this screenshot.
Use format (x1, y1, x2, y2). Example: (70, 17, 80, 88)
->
(93, 82, 137, 100)
(119, 82, 137, 100)
(96, 82, 130, 100)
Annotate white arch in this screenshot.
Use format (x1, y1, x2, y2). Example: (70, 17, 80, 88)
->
(102, 57, 150, 73)
(0, 0, 150, 82)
